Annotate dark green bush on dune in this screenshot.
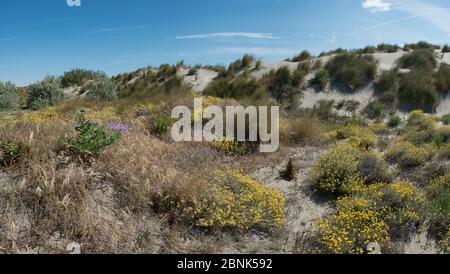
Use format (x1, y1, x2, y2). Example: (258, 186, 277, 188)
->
(325, 53, 377, 89)
(397, 49, 437, 70)
(404, 41, 440, 51)
(291, 50, 312, 62)
(398, 70, 439, 111)
(436, 63, 450, 92)
(376, 70, 398, 94)
(0, 81, 19, 111)
(204, 77, 262, 100)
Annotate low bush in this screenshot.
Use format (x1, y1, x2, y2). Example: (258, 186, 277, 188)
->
(280, 158, 296, 181)
(442, 44, 450, 53)
(27, 76, 65, 110)
(310, 69, 330, 90)
(404, 41, 440, 51)
(363, 101, 386, 120)
(388, 115, 402, 127)
(377, 43, 400, 53)
(385, 141, 435, 169)
(61, 69, 108, 88)
(356, 154, 392, 184)
(162, 170, 285, 231)
(321, 124, 377, 149)
(152, 115, 174, 136)
(325, 53, 377, 89)
(316, 206, 389, 254)
(398, 70, 439, 111)
(281, 116, 319, 144)
(87, 77, 118, 100)
(0, 81, 19, 111)
(291, 50, 312, 62)
(212, 140, 257, 156)
(441, 114, 450, 125)
(397, 49, 437, 70)
(0, 138, 30, 167)
(61, 116, 120, 155)
(436, 63, 450, 92)
(376, 70, 398, 94)
(309, 143, 364, 195)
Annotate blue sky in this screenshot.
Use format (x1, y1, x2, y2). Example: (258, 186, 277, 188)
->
(1, 0, 450, 86)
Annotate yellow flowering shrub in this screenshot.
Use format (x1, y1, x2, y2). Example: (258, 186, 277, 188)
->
(317, 209, 390, 254)
(385, 141, 435, 169)
(212, 140, 256, 156)
(309, 143, 364, 195)
(170, 170, 285, 231)
(321, 124, 377, 149)
(84, 107, 119, 123)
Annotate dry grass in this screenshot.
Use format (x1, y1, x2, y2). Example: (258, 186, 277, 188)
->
(281, 115, 320, 145)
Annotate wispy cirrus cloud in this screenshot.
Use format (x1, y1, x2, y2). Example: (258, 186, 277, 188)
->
(175, 32, 277, 40)
(362, 0, 392, 12)
(360, 0, 450, 37)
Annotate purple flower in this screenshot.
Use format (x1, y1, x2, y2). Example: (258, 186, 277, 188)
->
(108, 122, 129, 135)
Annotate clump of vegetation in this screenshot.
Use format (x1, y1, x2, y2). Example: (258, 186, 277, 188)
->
(309, 143, 363, 195)
(291, 50, 312, 62)
(398, 70, 438, 111)
(376, 70, 398, 94)
(61, 69, 108, 87)
(377, 43, 400, 53)
(436, 63, 450, 92)
(404, 41, 440, 51)
(397, 49, 437, 70)
(356, 153, 392, 184)
(322, 124, 377, 149)
(280, 158, 296, 181)
(0, 81, 19, 111)
(310, 69, 330, 90)
(325, 53, 377, 89)
(212, 140, 257, 156)
(281, 116, 319, 144)
(87, 77, 118, 100)
(204, 77, 263, 100)
(61, 115, 120, 155)
(441, 114, 450, 125)
(385, 141, 435, 169)
(388, 115, 402, 128)
(316, 205, 390, 254)
(363, 101, 386, 120)
(442, 44, 450, 53)
(27, 76, 65, 110)
(161, 170, 285, 231)
(0, 138, 30, 167)
(151, 115, 174, 136)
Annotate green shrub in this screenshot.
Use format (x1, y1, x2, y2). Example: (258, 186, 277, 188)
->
(205, 77, 263, 100)
(27, 76, 65, 110)
(376, 70, 398, 94)
(388, 115, 402, 127)
(311, 69, 330, 90)
(436, 63, 450, 92)
(404, 41, 440, 51)
(312, 99, 335, 119)
(87, 77, 118, 100)
(61, 116, 120, 155)
(377, 43, 400, 53)
(441, 114, 450, 125)
(398, 70, 439, 111)
(61, 69, 107, 87)
(0, 81, 19, 111)
(397, 49, 437, 70)
(241, 54, 255, 69)
(363, 101, 386, 120)
(152, 115, 174, 136)
(325, 53, 377, 89)
(385, 141, 435, 169)
(291, 50, 312, 62)
(0, 138, 30, 167)
(442, 44, 450, 53)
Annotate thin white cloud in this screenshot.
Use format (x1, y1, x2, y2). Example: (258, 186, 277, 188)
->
(361, 0, 450, 37)
(363, 0, 392, 12)
(175, 32, 277, 40)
